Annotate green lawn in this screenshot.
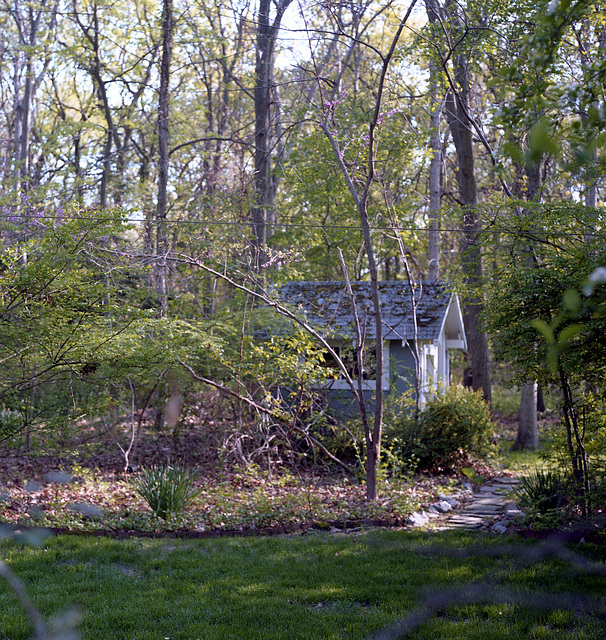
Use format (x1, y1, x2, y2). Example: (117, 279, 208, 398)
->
(1, 530, 604, 640)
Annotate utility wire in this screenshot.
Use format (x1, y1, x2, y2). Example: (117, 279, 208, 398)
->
(0, 213, 603, 237)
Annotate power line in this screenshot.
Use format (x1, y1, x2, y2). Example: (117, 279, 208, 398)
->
(0, 213, 604, 238)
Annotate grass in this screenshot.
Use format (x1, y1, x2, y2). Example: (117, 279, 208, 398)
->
(494, 417, 560, 476)
(132, 463, 202, 519)
(0, 530, 604, 640)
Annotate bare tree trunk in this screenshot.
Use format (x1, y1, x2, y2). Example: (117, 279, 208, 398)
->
(425, 0, 441, 282)
(444, 54, 492, 403)
(320, 1, 419, 499)
(9, 1, 58, 191)
(578, 20, 603, 239)
(513, 382, 539, 450)
(512, 147, 545, 449)
(17, 56, 33, 183)
(156, 0, 173, 318)
(250, 0, 293, 270)
(427, 64, 441, 282)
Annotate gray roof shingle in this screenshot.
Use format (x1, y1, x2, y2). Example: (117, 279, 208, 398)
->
(278, 281, 454, 341)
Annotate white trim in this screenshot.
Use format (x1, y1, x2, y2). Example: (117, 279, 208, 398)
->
(446, 338, 466, 349)
(419, 342, 438, 404)
(441, 293, 468, 351)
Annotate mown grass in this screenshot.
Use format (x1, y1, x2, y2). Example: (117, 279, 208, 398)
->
(0, 530, 604, 640)
(495, 418, 560, 476)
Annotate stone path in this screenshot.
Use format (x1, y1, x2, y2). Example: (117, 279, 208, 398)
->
(443, 477, 522, 533)
(407, 476, 522, 533)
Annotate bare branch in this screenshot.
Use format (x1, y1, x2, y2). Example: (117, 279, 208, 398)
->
(179, 361, 354, 475)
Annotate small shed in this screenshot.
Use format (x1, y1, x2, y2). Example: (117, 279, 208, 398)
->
(279, 280, 467, 406)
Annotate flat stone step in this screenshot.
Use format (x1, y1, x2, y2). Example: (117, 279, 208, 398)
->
(479, 486, 512, 494)
(445, 521, 483, 529)
(462, 504, 505, 513)
(468, 497, 506, 505)
(415, 477, 522, 532)
(448, 516, 485, 524)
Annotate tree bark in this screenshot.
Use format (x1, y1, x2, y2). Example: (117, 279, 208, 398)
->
(512, 146, 545, 449)
(444, 54, 492, 403)
(513, 382, 539, 450)
(251, 0, 293, 270)
(9, 1, 58, 190)
(427, 62, 441, 282)
(425, 0, 441, 282)
(156, 0, 173, 318)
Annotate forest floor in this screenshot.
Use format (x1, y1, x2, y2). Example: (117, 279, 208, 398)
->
(0, 414, 552, 536)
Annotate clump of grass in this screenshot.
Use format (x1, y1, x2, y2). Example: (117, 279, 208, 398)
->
(132, 462, 201, 519)
(515, 469, 570, 513)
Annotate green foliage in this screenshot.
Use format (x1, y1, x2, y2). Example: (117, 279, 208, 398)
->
(515, 469, 570, 513)
(485, 239, 606, 387)
(535, 392, 606, 515)
(0, 211, 225, 454)
(497, 0, 606, 169)
(0, 408, 22, 441)
(131, 463, 201, 520)
(487, 246, 606, 517)
(393, 385, 495, 472)
(461, 466, 485, 486)
(514, 469, 573, 530)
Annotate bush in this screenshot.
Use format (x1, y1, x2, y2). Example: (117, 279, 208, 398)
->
(132, 463, 201, 519)
(393, 385, 495, 472)
(515, 469, 570, 513)
(0, 408, 22, 441)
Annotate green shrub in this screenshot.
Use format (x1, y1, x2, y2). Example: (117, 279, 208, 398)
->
(515, 469, 570, 513)
(0, 408, 22, 441)
(132, 463, 201, 519)
(393, 385, 495, 472)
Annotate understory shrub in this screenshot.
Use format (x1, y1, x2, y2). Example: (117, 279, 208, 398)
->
(392, 385, 495, 472)
(132, 463, 201, 519)
(532, 395, 606, 517)
(514, 469, 572, 530)
(0, 408, 22, 442)
(515, 469, 570, 513)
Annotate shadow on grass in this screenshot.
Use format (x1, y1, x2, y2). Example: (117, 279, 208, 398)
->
(1, 527, 605, 640)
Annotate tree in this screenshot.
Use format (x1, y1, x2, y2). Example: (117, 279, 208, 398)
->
(425, 7, 442, 283)
(0, 0, 59, 193)
(486, 236, 606, 514)
(251, 0, 294, 270)
(156, 0, 173, 317)
(492, 0, 606, 446)
(440, 0, 492, 403)
(309, 0, 420, 499)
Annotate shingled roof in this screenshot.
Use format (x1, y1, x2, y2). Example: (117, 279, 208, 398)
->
(278, 281, 456, 342)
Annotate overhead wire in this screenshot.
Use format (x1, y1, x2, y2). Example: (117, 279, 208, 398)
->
(0, 213, 603, 238)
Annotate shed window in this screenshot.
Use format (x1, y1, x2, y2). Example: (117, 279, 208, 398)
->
(317, 341, 390, 390)
(320, 342, 377, 380)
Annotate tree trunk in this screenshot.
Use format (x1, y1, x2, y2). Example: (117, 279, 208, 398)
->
(9, 2, 58, 190)
(513, 148, 545, 449)
(250, 0, 293, 270)
(444, 54, 492, 403)
(513, 382, 539, 450)
(425, 0, 441, 282)
(17, 57, 34, 183)
(156, 0, 173, 318)
(320, 2, 418, 498)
